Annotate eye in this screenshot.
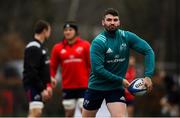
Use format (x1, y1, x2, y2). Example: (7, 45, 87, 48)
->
(106, 18, 112, 22)
(114, 18, 119, 22)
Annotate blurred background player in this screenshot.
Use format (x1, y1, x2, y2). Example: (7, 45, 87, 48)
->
(22, 20, 52, 118)
(50, 21, 91, 117)
(125, 56, 136, 117)
(159, 70, 180, 117)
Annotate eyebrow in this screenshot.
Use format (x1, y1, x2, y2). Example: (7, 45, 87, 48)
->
(106, 18, 119, 20)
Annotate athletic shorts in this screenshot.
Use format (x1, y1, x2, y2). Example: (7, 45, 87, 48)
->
(26, 87, 44, 110)
(83, 88, 126, 110)
(126, 100, 135, 106)
(62, 88, 87, 99)
(26, 87, 42, 102)
(62, 88, 87, 109)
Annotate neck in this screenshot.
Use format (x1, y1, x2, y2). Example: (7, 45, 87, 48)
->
(106, 29, 117, 34)
(34, 34, 45, 43)
(105, 29, 118, 38)
(67, 37, 77, 45)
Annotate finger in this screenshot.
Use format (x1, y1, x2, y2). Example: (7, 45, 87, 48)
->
(144, 80, 150, 91)
(144, 83, 149, 90)
(42, 96, 47, 102)
(149, 85, 153, 91)
(48, 90, 53, 97)
(43, 95, 50, 101)
(147, 85, 153, 93)
(52, 81, 57, 88)
(147, 86, 150, 92)
(126, 83, 130, 88)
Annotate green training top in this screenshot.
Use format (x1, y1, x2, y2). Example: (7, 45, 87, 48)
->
(89, 29, 155, 90)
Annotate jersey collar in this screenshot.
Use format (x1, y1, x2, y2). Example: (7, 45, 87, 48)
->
(63, 36, 81, 45)
(104, 29, 118, 38)
(33, 38, 43, 46)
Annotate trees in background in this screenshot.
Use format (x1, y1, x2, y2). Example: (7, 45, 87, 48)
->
(0, 0, 179, 74)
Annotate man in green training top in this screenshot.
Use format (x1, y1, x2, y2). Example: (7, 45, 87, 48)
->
(82, 8, 155, 117)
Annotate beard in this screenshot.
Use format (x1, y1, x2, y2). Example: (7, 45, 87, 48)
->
(105, 24, 119, 33)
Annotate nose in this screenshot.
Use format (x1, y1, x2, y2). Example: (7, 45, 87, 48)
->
(110, 20, 115, 25)
(65, 30, 70, 33)
(64, 30, 71, 35)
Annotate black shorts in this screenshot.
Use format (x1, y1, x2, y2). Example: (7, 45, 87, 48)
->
(26, 87, 42, 102)
(62, 88, 87, 99)
(83, 88, 126, 110)
(126, 100, 135, 106)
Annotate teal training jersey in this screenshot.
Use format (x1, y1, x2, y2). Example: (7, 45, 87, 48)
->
(89, 29, 155, 90)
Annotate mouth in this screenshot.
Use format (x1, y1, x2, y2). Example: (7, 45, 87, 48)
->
(65, 34, 71, 37)
(109, 25, 116, 30)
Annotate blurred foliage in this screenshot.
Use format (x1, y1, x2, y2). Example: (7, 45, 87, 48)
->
(0, 0, 179, 69)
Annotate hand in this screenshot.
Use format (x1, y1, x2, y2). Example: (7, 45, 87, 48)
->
(41, 89, 51, 102)
(46, 87, 53, 97)
(122, 79, 130, 88)
(41, 87, 52, 102)
(51, 77, 57, 88)
(143, 77, 153, 93)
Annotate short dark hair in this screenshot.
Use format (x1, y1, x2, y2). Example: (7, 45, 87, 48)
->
(34, 20, 50, 34)
(103, 8, 119, 18)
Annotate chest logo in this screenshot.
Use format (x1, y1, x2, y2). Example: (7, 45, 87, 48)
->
(42, 50, 46, 54)
(61, 49, 66, 54)
(76, 47, 83, 53)
(106, 48, 113, 53)
(120, 43, 127, 50)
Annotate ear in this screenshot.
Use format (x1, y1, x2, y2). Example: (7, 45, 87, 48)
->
(102, 20, 105, 26)
(43, 29, 47, 34)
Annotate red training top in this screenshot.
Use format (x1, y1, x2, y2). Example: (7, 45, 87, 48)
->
(50, 37, 90, 89)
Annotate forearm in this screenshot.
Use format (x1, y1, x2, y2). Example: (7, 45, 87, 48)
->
(144, 49, 155, 78)
(92, 64, 124, 81)
(127, 31, 155, 78)
(50, 64, 58, 78)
